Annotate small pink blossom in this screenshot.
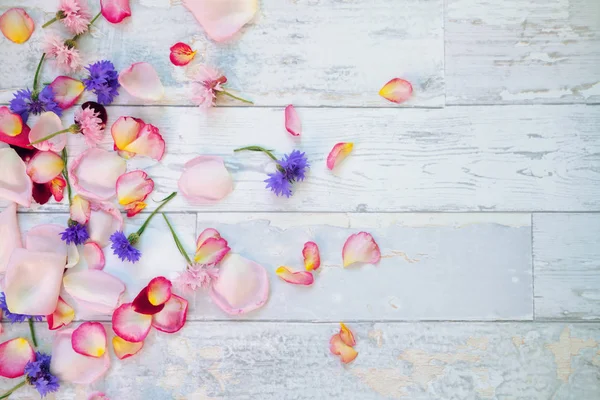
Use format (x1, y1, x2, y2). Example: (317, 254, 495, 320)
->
(44, 34, 82, 73)
(191, 66, 227, 109)
(59, 0, 91, 35)
(174, 263, 219, 292)
(75, 106, 105, 147)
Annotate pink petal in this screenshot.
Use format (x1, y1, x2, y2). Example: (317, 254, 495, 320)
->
(100, 0, 131, 24)
(83, 242, 105, 270)
(0, 147, 33, 207)
(63, 270, 126, 315)
(285, 105, 301, 136)
(151, 294, 188, 333)
(26, 150, 64, 184)
(210, 254, 269, 315)
(182, 0, 258, 42)
(28, 111, 67, 152)
(121, 124, 165, 161)
(196, 228, 221, 248)
(0, 203, 22, 274)
(69, 148, 126, 201)
(116, 170, 154, 206)
(72, 322, 107, 358)
(49, 76, 85, 109)
(124, 201, 146, 217)
(132, 277, 172, 315)
(47, 296, 75, 330)
(0, 121, 30, 149)
(326, 142, 353, 170)
(112, 336, 143, 360)
(0, 338, 35, 378)
(339, 322, 356, 347)
(111, 116, 143, 151)
(329, 333, 358, 364)
(0, 8, 34, 44)
(303, 241, 320, 271)
(50, 175, 66, 202)
(70, 194, 91, 224)
(194, 237, 230, 266)
(25, 224, 67, 259)
(379, 78, 413, 104)
(88, 201, 124, 248)
(342, 231, 381, 267)
(118, 62, 164, 101)
(112, 303, 152, 343)
(50, 329, 110, 384)
(276, 266, 314, 286)
(88, 392, 110, 400)
(0, 106, 23, 137)
(170, 42, 197, 66)
(178, 156, 233, 204)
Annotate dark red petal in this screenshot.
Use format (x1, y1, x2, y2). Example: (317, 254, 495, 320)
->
(131, 287, 165, 315)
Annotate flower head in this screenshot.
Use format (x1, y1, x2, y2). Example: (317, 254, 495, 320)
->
(44, 34, 82, 73)
(264, 150, 309, 197)
(174, 264, 219, 292)
(83, 60, 120, 105)
(9, 87, 62, 123)
(24, 352, 60, 397)
(264, 170, 293, 197)
(110, 231, 141, 263)
(75, 104, 105, 147)
(191, 66, 227, 109)
(0, 292, 43, 323)
(60, 221, 89, 245)
(58, 0, 91, 35)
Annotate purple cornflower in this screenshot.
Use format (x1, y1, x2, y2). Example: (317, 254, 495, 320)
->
(264, 150, 309, 197)
(9, 86, 62, 123)
(83, 60, 120, 105)
(0, 292, 43, 323)
(60, 221, 89, 245)
(24, 352, 60, 397)
(110, 231, 141, 263)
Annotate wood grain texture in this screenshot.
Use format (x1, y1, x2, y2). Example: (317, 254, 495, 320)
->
(534, 213, 600, 321)
(0, 0, 444, 107)
(446, 0, 600, 105)
(1, 322, 600, 399)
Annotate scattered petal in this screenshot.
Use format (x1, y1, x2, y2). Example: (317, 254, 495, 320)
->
(83, 242, 105, 270)
(339, 322, 356, 347)
(88, 392, 110, 400)
(25, 224, 68, 258)
(0, 8, 34, 44)
(303, 241, 320, 271)
(100, 0, 131, 24)
(72, 322, 107, 358)
(329, 333, 358, 364)
(151, 294, 188, 333)
(124, 201, 146, 217)
(342, 231, 381, 267)
(111, 303, 152, 343)
(116, 170, 154, 207)
(47, 296, 75, 330)
(379, 78, 413, 104)
(71, 195, 91, 224)
(0, 203, 22, 274)
(0, 337, 35, 378)
(285, 105, 301, 136)
(26, 151, 64, 184)
(0, 121, 30, 148)
(63, 270, 126, 315)
(118, 62, 164, 101)
(87, 201, 124, 248)
(0, 147, 32, 207)
(132, 277, 172, 315)
(196, 228, 221, 248)
(169, 42, 197, 66)
(194, 237, 230, 266)
(111, 117, 165, 160)
(50, 175, 66, 202)
(0, 106, 23, 137)
(276, 266, 314, 285)
(178, 156, 233, 204)
(49, 76, 85, 109)
(112, 336, 143, 360)
(326, 142, 353, 170)
(50, 329, 110, 384)
(110, 116, 142, 151)
(69, 148, 126, 201)
(182, 0, 258, 42)
(28, 111, 67, 152)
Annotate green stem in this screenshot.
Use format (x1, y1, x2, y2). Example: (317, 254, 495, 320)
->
(42, 16, 58, 28)
(220, 90, 254, 104)
(136, 192, 177, 237)
(61, 148, 73, 205)
(28, 318, 38, 347)
(29, 126, 76, 145)
(234, 146, 278, 161)
(0, 381, 26, 399)
(163, 214, 192, 265)
(33, 53, 45, 92)
(90, 11, 101, 26)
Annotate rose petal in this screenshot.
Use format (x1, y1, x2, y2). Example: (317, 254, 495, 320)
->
(51, 329, 110, 384)
(0, 203, 22, 273)
(88, 392, 110, 400)
(170, 42, 197, 66)
(118, 62, 164, 101)
(47, 296, 75, 330)
(342, 231, 381, 267)
(26, 150, 64, 184)
(0, 8, 34, 44)
(25, 224, 67, 259)
(182, 0, 258, 42)
(0, 338, 35, 378)
(194, 237, 230, 266)
(50, 175, 66, 202)
(379, 78, 413, 104)
(196, 228, 221, 248)
(303, 241, 320, 271)
(112, 303, 152, 343)
(112, 336, 143, 360)
(124, 201, 146, 217)
(0, 122, 30, 148)
(67, 242, 80, 269)
(210, 254, 269, 315)
(63, 270, 126, 315)
(71, 195, 91, 224)
(49, 76, 85, 109)
(285, 105, 301, 136)
(69, 148, 126, 201)
(178, 156, 233, 204)
(0, 106, 23, 137)
(88, 201, 124, 248)
(72, 322, 107, 358)
(116, 170, 154, 206)
(83, 242, 105, 270)
(151, 294, 188, 333)
(329, 333, 358, 364)
(0, 147, 33, 207)
(276, 266, 314, 286)
(111, 116, 143, 151)
(339, 322, 356, 347)
(326, 142, 353, 170)
(28, 112, 66, 152)
(121, 124, 165, 161)
(132, 277, 172, 315)
(100, 0, 131, 24)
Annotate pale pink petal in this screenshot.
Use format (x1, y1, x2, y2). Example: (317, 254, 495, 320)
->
(196, 228, 221, 248)
(210, 254, 269, 315)
(326, 142, 353, 170)
(329, 333, 358, 364)
(178, 156, 233, 204)
(276, 266, 314, 286)
(0, 8, 34, 44)
(87, 392, 110, 400)
(83, 242, 105, 270)
(100, 0, 131, 24)
(170, 42, 197, 66)
(121, 123, 165, 160)
(0, 106, 23, 137)
(194, 237, 230, 266)
(111, 116, 143, 151)
(88, 201, 124, 248)
(0, 147, 33, 207)
(67, 242, 80, 269)
(47, 296, 75, 330)
(0, 203, 22, 273)
(303, 241, 320, 271)
(112, 336, 143, 360)
(182, 0, 258, 42)
(72, 322, 107, 358)
(26, 151, 64, 184)
(51, 329, 110, 384)
(0, 338, 35, 378)
(118, 62, 164, 101)
(151, 294, 188, 333)
(379, 78, 413, 104)
(342, 231, 381, 267)
(116, 170, 154, 206)
(49, 76, 85, 109)
(69, 148, 126, 201)
(28, 112, 67, 152)
(63, 270, 126, 315)
(25, 224, 67, 259)
(285, 105, 301, 136)
(112, 303, 152, 343)
(339, 322, 356, 347)
(70, 194, 91, 224)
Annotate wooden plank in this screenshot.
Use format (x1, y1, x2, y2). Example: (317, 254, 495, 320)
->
(446, 0, 600, 105)
(534, 213, 600, 321)
(0, 0, 444, 107)
(1, 322, 599, 399)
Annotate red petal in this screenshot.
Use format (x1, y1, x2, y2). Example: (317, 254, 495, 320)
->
(0, 123, 30, 148)
(132, 277, 173, 315)
(72, 322, 107, 358)
(151, 294, 188, 334)
(49, 76, 85, 109)
(169, 42, 197, 66)
(276, 266, 314, 286)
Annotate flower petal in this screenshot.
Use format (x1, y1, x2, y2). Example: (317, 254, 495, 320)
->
(63, 270, 126, 315)
(276, 266, 314, 286)
(132, 277, 172, 315)
(210, 254, 269, 315)
(0, 147, 33, 207)
(69, 148, 126, 201)
(326, 142, 353, 170)
(88, 201, 124, 248)
(88, 392, 110, 400)
(111, 116, 143, 151)
(379, 78, 413, 104)
(151, 294, 188, 334)
(49, 76, 85, 109)
(124, 201, 146, 217)
(25, 224, 67, 257)
(329, 333, 358, 364)
(118, 62, 164, 101)
(178, 156, 233, 204)
(170, 42, 197, 66)
(112, 336, 143, 360)
(182, 0, 258, 42)
(0, 338, 35, 378)
(342, 231, 381, 267)
(47, 296, 75, 330)
(0, 121, 30, 148)
(0, 8, 34, 44)
(112, 303, 152, 343)
(339, 322, 356, 347)
(50, 175, 66, 202)
(122, 124, 165, 161)
(71, 195, 91, 224)
(83, 242, 105, 270)
(26, 150, 64, 184)
(194, 237, 230, 266)
(50, 329, 110, 384)
(28, 111, 66, 152)
(100, 0, 131, 24)
(0, 203, 22, 274)
(303, 241, 320, 271)
(72, 322, 107, 358)
(285, 105, 301, 136)
(116, 170, 154, 206)
(0, 106, 23, 137)
(196, 228, 221, 248)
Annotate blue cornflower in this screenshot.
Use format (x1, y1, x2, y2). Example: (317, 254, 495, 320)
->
(60, 222, 89, 245)
(110, 231, 142, 263)
(83, 60, 120, 105)
(265, 171, 293, 197)
(9, 86, 62, 123)
(24, 352, 60, 397)
(264, 150, 309, 197)
(0, 292, 43, 323)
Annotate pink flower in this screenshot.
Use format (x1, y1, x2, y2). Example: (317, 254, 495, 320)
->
(59, 0, 91, 35)
(191, 66, 227, 109)
(43, 34, 82, 73)
(174, 263, 219, 292)
(75, 106, 105, 147)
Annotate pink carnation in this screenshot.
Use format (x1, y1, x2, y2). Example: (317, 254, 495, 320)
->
(44, 34, 82, 73)
(59, 0, 92, 35)
(191, 66, 227, 109)
(174, 263, 219, 292)
(75, 106, 105, 147)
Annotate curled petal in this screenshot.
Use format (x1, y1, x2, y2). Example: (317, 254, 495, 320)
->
(119, 62, 164, 101)
(124, 201, 146, 217)
(47, 296, 75, 330)
(49, 76, 85, 109)
(379, 78, 413, 104)
(100, 0, 131, 24)
(116, 170, 154, 206)
(111, 116, 143, 151)
(71, 195, 91, 224)
(329, 333, 358, 364)
(0, 203, 22, 274)
(72, 322, 107, 358)
(112, 336, 143, 360)
(196, 228, 222, 248)
(83, 242, 105, 270)
(170, 42, 197, 66)
(326, 142, 353, 170)
(88, 201, 124, 248)
(28, 112, 66, 152)
(0, 147, 32, 207)
(63, 270, 126, 315)
(342, 231, 381, 267)
(285, 105, 301, 136)
(303, 241, 320, 271)
(151, 294, 188, 333)
(121, 124, 165, 161)
(276, 266, 314, 286)
(0, 338, 35, 378)
(339, 322, 356, 347)
(69, 148, 126, 201)
(26, 151, 64, 184)
(182, 0, 258, 42)
(88, 392, 110, 400)
(0, 106, 23, 137)
(178, 156, 233, 204)
(112, 303, 152, 343)
(51, 329, 110, 384)
(50, 175, 66, 202)
(0, 8, 34, 44)
(132, 277, 172, 315)
(194, 237, 230, 266)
